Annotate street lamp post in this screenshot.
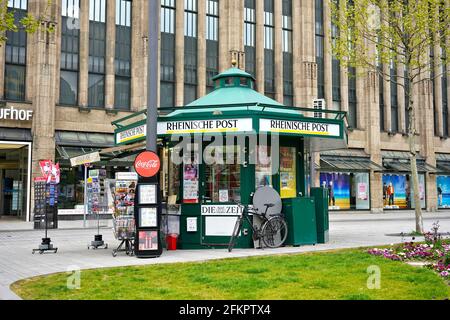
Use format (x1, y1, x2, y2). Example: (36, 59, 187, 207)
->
(147, 0, 159, 152)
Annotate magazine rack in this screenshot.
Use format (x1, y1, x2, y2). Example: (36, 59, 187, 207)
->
(112, 215, 135, 257)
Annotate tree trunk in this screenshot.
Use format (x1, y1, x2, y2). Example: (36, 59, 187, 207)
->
(410, 151, 424, 233)
(406, 79, 424, 234)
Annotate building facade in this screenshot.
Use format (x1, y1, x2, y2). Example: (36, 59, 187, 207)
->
(0, 0, 449, 221)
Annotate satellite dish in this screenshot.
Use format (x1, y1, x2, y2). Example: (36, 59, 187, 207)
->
(252, 186, 282, 217)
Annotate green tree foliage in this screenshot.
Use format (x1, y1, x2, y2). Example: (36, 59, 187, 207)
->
(330, 0, 450, 233)
(0, 0, 54, 45)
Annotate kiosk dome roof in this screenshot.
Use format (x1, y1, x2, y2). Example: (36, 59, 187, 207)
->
(187, 67, 283, 108)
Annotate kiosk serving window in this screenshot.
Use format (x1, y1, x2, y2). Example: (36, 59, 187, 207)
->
(205, 146, 241, 203)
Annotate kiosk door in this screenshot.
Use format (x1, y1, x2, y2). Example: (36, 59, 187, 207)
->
(275, 138, 305, 199)
(200, 145, 252, 247)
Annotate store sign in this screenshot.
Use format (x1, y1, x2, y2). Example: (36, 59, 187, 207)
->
(115, 172, 138, 181)
(116, 124, 146, 145)
(134, 151, 161, 178)
(157, 118, 253, 135)
(0, 106, 33, 121)
(260, 119, 341, 137)
(201, 205, 244, 216)
(70, 152, 101, 167)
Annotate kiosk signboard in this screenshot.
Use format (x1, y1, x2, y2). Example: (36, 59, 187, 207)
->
(260, 119, 341, 138)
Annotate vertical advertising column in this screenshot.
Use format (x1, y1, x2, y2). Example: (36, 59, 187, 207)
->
(134, 151, 163, 258)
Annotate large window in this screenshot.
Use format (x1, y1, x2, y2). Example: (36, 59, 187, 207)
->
(321, 172, 370, 210)
(405, 68, 410, 131)
(184, 0, 198, 104)
(264, 0, 275, 99)
(161, 0, 176, 107)
(206, 0, 219, 93)
(115, 0, 131, 110)
(4, 0, 27, 101)
(282, 0, 293, 106)
(331, 21, 341, 110)
(442, 65, 448, 137)
(244, 0, 256, 77)
(60, 0, 80, 106)
(315, 0, 325, 100)
(88, 0, 106, 108)
(348, 66, 357, 128)
(390, 63, 398, 132)
(379, 67, 385, 131)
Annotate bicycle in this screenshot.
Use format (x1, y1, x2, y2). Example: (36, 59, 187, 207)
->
(228, 202, 288, 252)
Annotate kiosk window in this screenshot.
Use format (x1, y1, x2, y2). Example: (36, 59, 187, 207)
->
(182, 146, 200, 204)
(205, 146, 241, 203)
(280, 147, 297, 199)
(168, 147, 181, 204)
(256, 145, 273, 188)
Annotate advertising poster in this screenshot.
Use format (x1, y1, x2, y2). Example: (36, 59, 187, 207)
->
(279, 147, 297, 199)
(140, 208, 158, 228)
(320, 173, 350, 210)
(183, 160, 199, 204)
(437, 176, 450, 209)
(382, 175, 407, 209)
(138, 231, 159, 251)
(139, 184, 157, 205)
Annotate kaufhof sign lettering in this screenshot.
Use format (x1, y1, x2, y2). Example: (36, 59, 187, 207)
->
(157, 118, 253, 135)
(201, 205, 244, 216)
(0, 106, 33, 121)
(260, 119, 341, 137)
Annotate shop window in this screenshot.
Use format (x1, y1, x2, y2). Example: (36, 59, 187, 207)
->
(205, 146, 241, 203)
(320, 172, 370, 210)
(437, 176, 450, 209)
(383, 174, 426, 210)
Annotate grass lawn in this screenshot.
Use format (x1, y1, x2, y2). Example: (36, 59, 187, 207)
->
(12, 248, 450, 300)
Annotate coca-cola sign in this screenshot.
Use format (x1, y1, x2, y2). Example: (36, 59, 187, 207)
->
(134, 151, 161, 178)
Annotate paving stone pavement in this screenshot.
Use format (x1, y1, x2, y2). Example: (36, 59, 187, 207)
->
(1, 211, 450, 300)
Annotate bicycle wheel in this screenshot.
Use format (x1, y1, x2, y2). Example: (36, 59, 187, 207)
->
(228, 216, 243, 252)
(261, 216, 288, 248)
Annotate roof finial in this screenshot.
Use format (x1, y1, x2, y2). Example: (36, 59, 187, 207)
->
(231, 59, 237, 67)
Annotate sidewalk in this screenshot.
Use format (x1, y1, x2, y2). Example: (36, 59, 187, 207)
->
(1, 211, 450, 300)
(1, 210, 449, 232)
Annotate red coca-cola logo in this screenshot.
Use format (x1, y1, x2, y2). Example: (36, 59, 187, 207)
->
(134, 151, 161, 178)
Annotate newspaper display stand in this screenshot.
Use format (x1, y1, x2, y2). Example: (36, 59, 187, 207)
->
(87, 170, 108, 250)
(32, 177, 58, 254)
(111, 173, 137, 257)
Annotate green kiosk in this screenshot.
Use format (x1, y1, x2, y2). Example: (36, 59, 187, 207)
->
(112, 68, 348, 250)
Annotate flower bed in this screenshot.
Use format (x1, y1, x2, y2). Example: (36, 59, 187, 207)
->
(368, 222, 450, 281)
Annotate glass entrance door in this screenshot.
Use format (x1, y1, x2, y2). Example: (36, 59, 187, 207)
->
(0, 142, 30, 220)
